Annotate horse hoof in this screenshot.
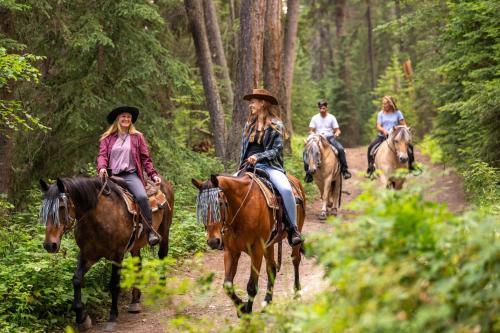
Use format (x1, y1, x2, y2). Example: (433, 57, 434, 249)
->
(104, 321, 117, 332)
(319, 212, 327, 220)
(332, 208, 338, 216)
(128, 302, 142, 313)
(78, 314, 92, 331)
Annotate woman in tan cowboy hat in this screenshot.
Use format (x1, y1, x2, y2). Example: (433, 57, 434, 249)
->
(239, 88, 302, 246)
(96, 106, 161, 246)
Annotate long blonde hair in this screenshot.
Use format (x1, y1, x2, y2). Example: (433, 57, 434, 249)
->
(382, 95, 398, 112)
(100, 121, 139, 141)
(244, 100, 281, 140)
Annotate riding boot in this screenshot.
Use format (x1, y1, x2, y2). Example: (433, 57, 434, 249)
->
(408, 144, 415, 171)
(143, 216, 160, 246)
(366, 154, 375, 176)
(303, 160, 314, 183)
(288, 224, 303, 246)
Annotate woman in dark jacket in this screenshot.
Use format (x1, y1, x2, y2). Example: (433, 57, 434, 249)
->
(240, 89, 302, 246)
(97, 106, 161, 246)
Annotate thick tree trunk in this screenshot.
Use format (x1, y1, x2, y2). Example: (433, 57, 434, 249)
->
(203, 0, 234, 112)
(0, 8, 14, 196)
(225, 0, 265, 163)
(185, 0, 226, 159)
(252, 0, 266, 88)
(366, 0, 375, 89)
(280, 0, 300, 152)
(263, 0, 281, 96)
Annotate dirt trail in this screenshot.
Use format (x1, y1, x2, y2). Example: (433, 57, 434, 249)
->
(87, 147, 466, 332)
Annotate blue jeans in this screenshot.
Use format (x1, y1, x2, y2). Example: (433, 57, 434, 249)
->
(121, 173, 152, 223)
(256, 164, 297, 228)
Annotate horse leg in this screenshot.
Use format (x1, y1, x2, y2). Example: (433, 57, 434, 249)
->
(320, 176, 332, 220)
(263, 245, 277, 306)
(128, 250, 142, 313)
(105, 260, 123, 332)
(291, 244, 302, 294)
(223, 250, 243, 314)
(243, 246, 264, 314)
(157, 209, 172, 260)
(73, 256, 92, 331)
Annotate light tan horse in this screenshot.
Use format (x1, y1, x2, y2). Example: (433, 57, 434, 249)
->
(374, 125, 412, 189)
(304, 134, 342, 219)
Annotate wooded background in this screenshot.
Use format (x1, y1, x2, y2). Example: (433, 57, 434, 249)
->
(1, 0, 499, 200)
(1, 1, 499, 332)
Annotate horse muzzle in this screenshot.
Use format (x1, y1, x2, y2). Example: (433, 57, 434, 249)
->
(43, 241, 60, 253)
(398, 156, 409, 163)
(207, 237, 224, 250)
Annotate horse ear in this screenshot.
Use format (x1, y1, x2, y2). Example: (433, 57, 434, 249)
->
(39, 179, 49, 192)
(191, 178, 203, 189)
(56, 178, 65, 193)
(210, 174, 219, 187)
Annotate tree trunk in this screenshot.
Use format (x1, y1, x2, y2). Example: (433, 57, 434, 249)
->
(203, 0, 234, 113)
(366, 0, 375, 89)
(225, 0, 266, 163)
(252, 0, 266, 88)
(185, 0, 226, 158)
(280, 0, 300, 152)
(0, 8, 14, 196)
(263, 0, 281, 96)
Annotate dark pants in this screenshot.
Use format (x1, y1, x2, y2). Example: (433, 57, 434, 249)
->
(121, 172, 153, 223)
(367, 136, 415, 170)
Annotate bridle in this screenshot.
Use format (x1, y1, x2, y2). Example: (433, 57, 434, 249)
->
(386, 126, 411, 158)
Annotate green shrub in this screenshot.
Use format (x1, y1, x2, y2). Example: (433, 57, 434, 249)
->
(461, 160, 500, 210)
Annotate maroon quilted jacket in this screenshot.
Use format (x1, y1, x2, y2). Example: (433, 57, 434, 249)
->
(96, 132, 159, 186)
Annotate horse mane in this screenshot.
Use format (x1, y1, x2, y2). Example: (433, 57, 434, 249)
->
(392, 126, 411, 143)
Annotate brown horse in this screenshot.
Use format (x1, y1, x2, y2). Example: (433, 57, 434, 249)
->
(39, 176, 173, 331)
(374, 125, 412, 189)
(192, 173, 305, 316)
(304, 134, 342, 219)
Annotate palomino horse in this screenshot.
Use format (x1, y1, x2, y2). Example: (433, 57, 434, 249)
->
(192, 173, 305, 316)
(304, 134, 342, 219)
(374, 125, 412, 189)
(39, 177, 173, 331)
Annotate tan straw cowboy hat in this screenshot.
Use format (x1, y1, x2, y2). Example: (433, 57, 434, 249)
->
(243, 88, 279, 105)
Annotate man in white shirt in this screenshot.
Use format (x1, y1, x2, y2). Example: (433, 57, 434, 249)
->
(305, 99, 351, 182)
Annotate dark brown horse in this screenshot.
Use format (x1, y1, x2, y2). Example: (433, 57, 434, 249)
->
(192, 173, 305, 316)
(39, 176, 173, 331)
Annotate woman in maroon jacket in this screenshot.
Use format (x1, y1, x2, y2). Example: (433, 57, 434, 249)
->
(97, 106, 161, 246)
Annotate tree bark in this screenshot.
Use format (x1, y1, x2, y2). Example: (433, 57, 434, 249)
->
(366, 0, 375, 89)
(263, 0, 281, 96)
(0, 7, 15, 196)
(280, 0, 300, 152)
(185, 0, 226, 159)
(203, 0, 234, 113)
(252, 0, 266, 88)
(225, 0, 265, 163)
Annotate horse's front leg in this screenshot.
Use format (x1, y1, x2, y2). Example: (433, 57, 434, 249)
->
(73, 256, 92, 331)
(319, 176, 332, 220)
(263, 245, 277, 306)
(105, 259, 123, 332)
(242, 245, 264, 315)
(223, 250, 242, 313)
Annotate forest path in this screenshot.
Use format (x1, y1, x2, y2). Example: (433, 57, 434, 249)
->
(87, 146, 466, 332)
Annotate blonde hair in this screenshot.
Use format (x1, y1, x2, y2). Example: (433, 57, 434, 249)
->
(244, 100, 282, 140)
(382, 96, 398, 112)
(100, 120, 139, 141)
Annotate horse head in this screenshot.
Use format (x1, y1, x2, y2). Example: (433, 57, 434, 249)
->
(39, 178, 76, 253)
(304, 134, 324, 174)
(389, 126, 412, 163)
(192, 177, 225, 250)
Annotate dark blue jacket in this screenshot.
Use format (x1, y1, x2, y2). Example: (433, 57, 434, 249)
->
(239, 118, 285, 172)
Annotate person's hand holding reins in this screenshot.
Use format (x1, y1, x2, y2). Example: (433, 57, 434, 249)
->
(99, 168, 108, 181)
(246, 155, 258, 166)
(153, 176, 161, 185)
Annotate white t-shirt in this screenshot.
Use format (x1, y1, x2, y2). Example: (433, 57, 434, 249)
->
(309, 113, 339, 137)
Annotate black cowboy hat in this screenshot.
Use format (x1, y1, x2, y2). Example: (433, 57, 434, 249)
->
(243, 88, 279, 105)
(107, 106, 139, 124)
